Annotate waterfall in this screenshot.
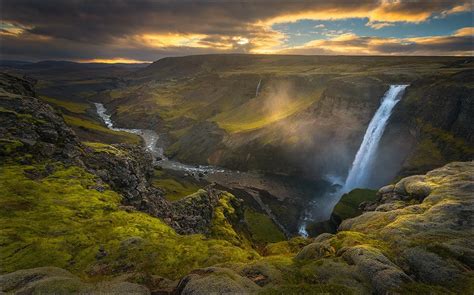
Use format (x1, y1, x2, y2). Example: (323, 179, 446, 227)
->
(342, 84, 408, 192)
(255, 79, 262, 97)
(298, 84, 407, 237)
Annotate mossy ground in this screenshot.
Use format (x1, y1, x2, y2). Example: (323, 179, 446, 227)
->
(38, 95, 141, 145)
(152, 169, 202, 202)
(333, 189, 377, 220)
(63, 114, 141, 145)
(0, 162, 258, 280)
(41, 96, 89, 114)
(244, 209, 286, 245)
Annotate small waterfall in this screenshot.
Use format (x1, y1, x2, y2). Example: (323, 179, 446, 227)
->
(342, 84, 408, 192)
(255, 79, 262, 97)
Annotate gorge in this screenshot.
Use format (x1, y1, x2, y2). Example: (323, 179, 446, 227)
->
(1, 54, 472, 294)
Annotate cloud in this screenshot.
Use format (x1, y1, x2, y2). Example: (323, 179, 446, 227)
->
(0, 0, 471, 61)
(366, 21, 395, 29)
(280, 26, 473, 56)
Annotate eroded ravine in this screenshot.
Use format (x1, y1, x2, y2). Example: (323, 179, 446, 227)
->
(94, 102, 334, 237)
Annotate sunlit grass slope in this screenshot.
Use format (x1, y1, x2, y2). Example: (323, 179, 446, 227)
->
(39, 95, 141, 145)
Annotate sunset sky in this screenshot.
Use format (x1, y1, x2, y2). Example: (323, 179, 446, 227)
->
(1, 0, 473, 63)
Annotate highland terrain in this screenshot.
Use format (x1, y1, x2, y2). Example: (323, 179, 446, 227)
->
(0, 55, 473, 294)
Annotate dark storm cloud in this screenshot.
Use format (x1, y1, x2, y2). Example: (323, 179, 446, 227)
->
(0, 0, 471, 61)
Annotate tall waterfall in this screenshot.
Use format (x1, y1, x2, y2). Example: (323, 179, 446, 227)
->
(342, 84, 408, 192)
(298, 84, 408, 236)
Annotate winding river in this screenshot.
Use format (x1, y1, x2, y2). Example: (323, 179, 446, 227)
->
(94, 103, 224, 174)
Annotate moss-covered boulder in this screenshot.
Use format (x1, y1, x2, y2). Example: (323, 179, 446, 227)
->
(0, 267, 150, 294)
(175, 267, 260, 295)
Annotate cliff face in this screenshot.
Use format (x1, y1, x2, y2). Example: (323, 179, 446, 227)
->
(0, 73, 248, 235)
(381, 69, 474, 180)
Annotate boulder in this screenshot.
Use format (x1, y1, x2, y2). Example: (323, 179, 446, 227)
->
(295, 242, 336, 260)
(176, 267, 260, 295)
(0, 267, 150, 294)
(402, 247, 462, 285)
(342, 246, 412, 294)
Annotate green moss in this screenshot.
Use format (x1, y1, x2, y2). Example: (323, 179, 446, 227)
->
(0, 106, 46, 124)
(41, 96, 89, 114)
(63, 115, 140, 144)
(264, 237, 312, 256)
(244, 209, 285, 244)
(333, 189, 377, 220)
(0, 139, 24, 155)
(209, 192, 244, 246)
(259, 283, 356, 295)
(329, 231, 390, 256)
(399, 282, 455, 295)
(0, 163, 258, 280)
(152, 170, 201, 202)
(83, 142, 127, 157)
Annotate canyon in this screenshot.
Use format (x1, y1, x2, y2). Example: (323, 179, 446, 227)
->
(0, 55, 473, 294)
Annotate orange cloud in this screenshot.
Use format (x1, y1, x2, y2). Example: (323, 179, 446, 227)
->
(279, 26, 473, 56)
(454, 26, 474, 36)
(79, 58, 151, 64)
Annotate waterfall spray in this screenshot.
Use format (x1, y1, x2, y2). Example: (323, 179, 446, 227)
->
(298, 84, 408, 236)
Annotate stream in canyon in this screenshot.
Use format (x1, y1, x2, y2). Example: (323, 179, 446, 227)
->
(95, 84, 407, 238)
(94, 103, 224, 174)
(94, 102, 329, 236)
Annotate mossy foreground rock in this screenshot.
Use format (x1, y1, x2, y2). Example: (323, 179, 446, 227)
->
(285, 162, 473, 294)
(0, 267, 149, 294)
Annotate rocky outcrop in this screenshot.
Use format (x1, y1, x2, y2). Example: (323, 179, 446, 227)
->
(82, 143, 174, 221)
(339, 161, 473, 292)
(0, 72, 239, 236)
(292, 162, 473, 294)
(175, 267, 260, 295)
(0, 73, 82, 163)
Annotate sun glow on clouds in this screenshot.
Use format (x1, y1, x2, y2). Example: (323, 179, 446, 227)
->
(122, 3, 471, 55)
(2, 1, 472, 60)
(0, 22, 30, 36)
(79, 58, 151, 64)
(138, 33, 208, 48)
(279, 26, 473, 56)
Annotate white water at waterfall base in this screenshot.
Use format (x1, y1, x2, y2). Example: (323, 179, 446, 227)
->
(298, 84, 408, 236)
